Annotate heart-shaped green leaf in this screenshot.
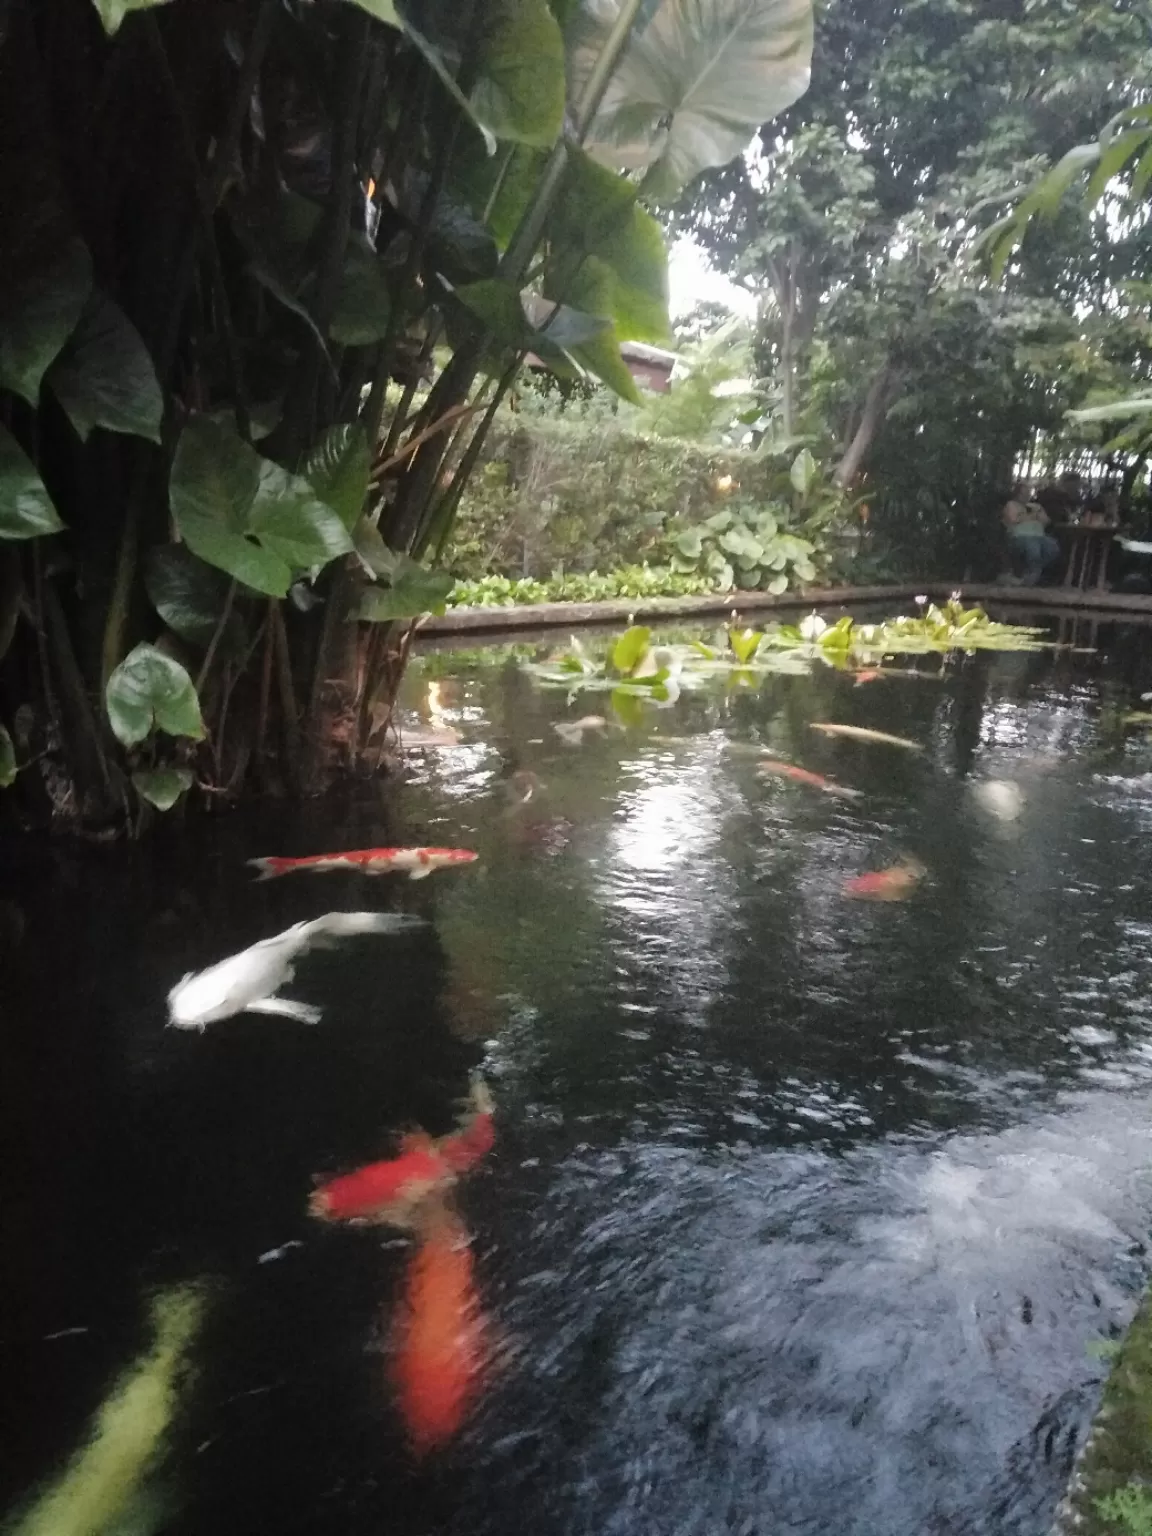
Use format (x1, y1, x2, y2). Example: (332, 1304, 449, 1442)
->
(132, 766, 194, 811)
(90, 0, 172, 34)
(0, 240, 92, 405)
(250, 464, 354, 569)
(303, 425, 372, 533)
(0, 425, 66, 539)
(106, 643, 205, 749)
(0, 724, 15, 788)
(47, 292, 163, 443)
(357, 555, 455, 619)
(144, 545, 247, 652)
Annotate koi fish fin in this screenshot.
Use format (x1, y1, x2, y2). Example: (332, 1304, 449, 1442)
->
(244, 996, 323, 1024)
(407, 866, 433, 880)
(247, 857, 284, 881)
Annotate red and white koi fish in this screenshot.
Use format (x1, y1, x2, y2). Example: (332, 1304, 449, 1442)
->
(437, 1078, 495, 1173)
(758, 759, 863, 800)
(248, 846, 478, 881)
(853, 669, 884, 685)
(310, 1079, 496, 1226)
(843, 857, 927, 901)
(309, 1133, 454, 1227)
(390, 1199, 487, 1457)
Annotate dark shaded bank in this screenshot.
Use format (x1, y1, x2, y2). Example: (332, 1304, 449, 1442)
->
(1056, 1289, 1152, 1535)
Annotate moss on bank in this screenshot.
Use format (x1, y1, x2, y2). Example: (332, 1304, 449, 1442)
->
(1058, 1288, 1152, 1534)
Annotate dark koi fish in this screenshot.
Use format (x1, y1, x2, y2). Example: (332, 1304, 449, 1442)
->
(248, 847, 477, 881)
(390, 1200, 486, 1457)
(759, 759, 863, 800)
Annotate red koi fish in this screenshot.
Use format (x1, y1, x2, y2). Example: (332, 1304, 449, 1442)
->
(437, 1079, 495, 1173)
(391, 1201, 486, 1457)
(843, 857, 927, 901)
(248, 847, 477, 881)
(309, 1134, 453, 1227)
(759, 759, 863, 801)
(854, 669, 883, 685)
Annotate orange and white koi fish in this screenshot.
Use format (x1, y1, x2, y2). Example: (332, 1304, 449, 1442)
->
(810, 723, 923, 751)
(758, 759, 863, 800)
(310, 1133, 454, 1227)
(843, 857, 927, 901)
(390, 1200, 486, 1457)
(248, 847, 478, 881)
(853, 669, 884, 685)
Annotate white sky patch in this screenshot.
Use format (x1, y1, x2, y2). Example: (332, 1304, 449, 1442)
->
(667, 237, 758, 321)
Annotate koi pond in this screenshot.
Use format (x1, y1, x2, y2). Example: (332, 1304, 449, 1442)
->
(6, 609, 1152, 1536)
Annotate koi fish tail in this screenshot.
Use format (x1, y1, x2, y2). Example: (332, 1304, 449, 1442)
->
(247, 856, 289, 881)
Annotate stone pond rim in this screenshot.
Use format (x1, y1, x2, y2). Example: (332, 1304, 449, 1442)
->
(421, 582, 1152, 637)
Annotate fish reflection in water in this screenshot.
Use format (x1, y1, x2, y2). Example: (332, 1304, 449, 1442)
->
(843, 856, 927, 900)
(167, 911, 422, 1029)
(972, 778, 1025, 821)
(7, 1284, 204, 1536)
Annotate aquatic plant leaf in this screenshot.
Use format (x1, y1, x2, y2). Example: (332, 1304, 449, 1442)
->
(132, 766, 193, 811)
(611, 625, 651, 674)
(0, 239, 91, 405)
(106, 643, 205, 749)
(728, 628, 763, 664)
(0, 425, 66, 539)
(144, 545, 247, 653)
(358, 556, 455, 619)
(89, 0, 172, 33)
(302, 425, 371, 532)
(610, 687, 647, 728)
(675, 529, 703, 559)
(0, 724, 14, 788)
(767, 573, 788, 594)
(46, 293, 163, 443)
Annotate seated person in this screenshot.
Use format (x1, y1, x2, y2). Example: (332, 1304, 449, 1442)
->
(1034, 470, 1085, 525)
(1083, 486, 1120, 528)
(1001, 485, 1061, 585)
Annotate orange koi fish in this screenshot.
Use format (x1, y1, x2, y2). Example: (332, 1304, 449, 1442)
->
(759, 759, 863, 801)
(843, 856, 926, 901)
(248, 847, 478, 881)
(391, 1201, 486, 1456)
(853, 669, 883, 685)
(310, 1134, 454, 1227)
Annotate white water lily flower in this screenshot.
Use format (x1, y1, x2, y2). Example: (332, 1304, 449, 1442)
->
(798, 612, 827, 641)
(915, 594, 928, 605)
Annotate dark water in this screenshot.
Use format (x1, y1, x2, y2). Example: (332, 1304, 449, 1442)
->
(6, 616, 1152, 1535)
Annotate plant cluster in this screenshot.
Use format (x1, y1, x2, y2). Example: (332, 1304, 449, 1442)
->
(0, 0, 814, 830)
(448, 565, 715, 609)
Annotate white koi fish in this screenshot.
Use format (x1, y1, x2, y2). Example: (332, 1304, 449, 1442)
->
(553, 715, 608, 745)
(810, 723, 923, 751)
(167, 911, 422, 1030)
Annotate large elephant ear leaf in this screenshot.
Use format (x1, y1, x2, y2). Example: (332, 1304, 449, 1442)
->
(46, 293, 163, 443)
(0, 239, 92, 406)
(169, 419, 290, 597)
(105, 643, 205, 749)
(302, 425, 372, 533)
(357, 554, 455, 619)
(469, 0, 566, 147)
(89, 0, 172, 33)
(0, 724, 15, 788)
(570, 0, 814, 200)
(0, 424, 66, 539)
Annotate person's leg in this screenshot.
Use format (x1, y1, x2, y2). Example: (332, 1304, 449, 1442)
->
(1018, 536, 1044, 585)
(1040, 534, 1061, 577)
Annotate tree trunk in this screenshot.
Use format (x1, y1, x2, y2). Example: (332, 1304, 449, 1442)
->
(834, 366, 893, 489)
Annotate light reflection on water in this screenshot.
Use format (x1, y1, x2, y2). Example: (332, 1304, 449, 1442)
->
(6, 624, 1152, 1534)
